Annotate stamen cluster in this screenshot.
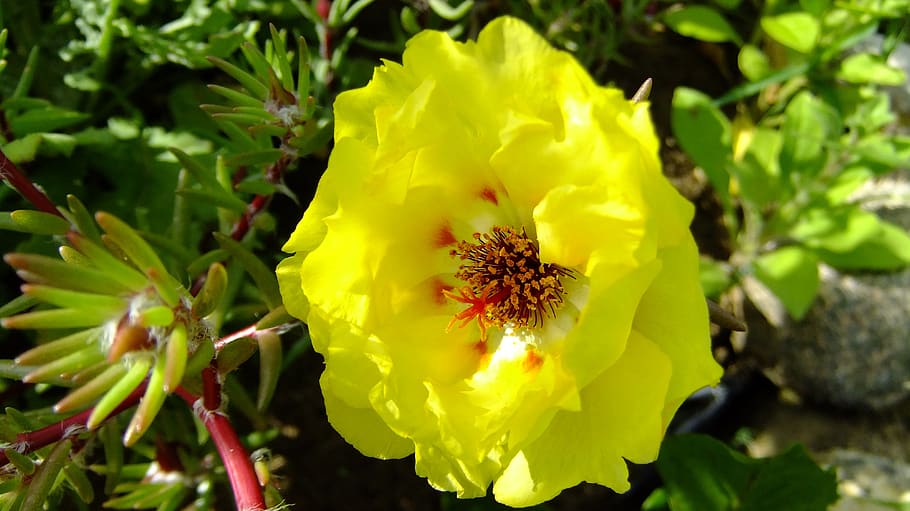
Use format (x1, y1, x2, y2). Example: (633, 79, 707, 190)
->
(448, 225, 573, 335)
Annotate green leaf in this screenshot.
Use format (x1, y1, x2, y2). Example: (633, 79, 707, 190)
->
(3, 253, 135, 295)
(207, 84, 263, 109)
(657, 434, 838, 511)
(671, 88, 732, 201)
(9, 107, 89, 136)
(738, 44, 771, 81)
(87, 356, 151, 429)
(799, 0, 830, 17)
(0, 210, 70, 235)
(761, 12, 819, 53)
(779, 91, 839, 179)
(699, 257, 731, 299)
(192, 263, 228, 319)
(664, 6, 742, 44)
(426, 0, 473, 21)
(1, 133, 42, 163)
(62, 463, 94, 503)
(734, 127, 784, 207)
(815, 220, 910, 271)
(223, 149, 283, 167)
(838, 53, 906, 85)
(207, 56, 268, 101)
(214, 233, 282, 309)
(753, 246, 819, 319)
(789, 207, 881, 253)
(256, 331, 282, 411)
(21, 439, 72, 511)
(15, 328, 102, 365)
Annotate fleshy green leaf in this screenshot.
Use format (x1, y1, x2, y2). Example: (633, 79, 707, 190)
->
(664, 6, 742, 44)
(214, 233, 282, 309)
(0, 210, 70, 235)
(657, 434, 838, 511)
(752, 246, 819, 319)
(256, 331, 282, 411)
(21, 439, 72, 511)
(207, 56, 268, 101)
(87, 356, 151, 429)
(192, 263, 228, 318)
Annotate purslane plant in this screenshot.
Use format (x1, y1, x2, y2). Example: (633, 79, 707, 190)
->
(277, 16, 723, 506)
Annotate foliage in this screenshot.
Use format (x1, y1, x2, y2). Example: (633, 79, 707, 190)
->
(664, 0, 910, 319)
(0, 0, 898, 509)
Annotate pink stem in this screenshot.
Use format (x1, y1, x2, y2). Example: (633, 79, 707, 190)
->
(0, 382, 147, 466)
(176, 386, 266, 511)
(0, 148, 62, 217)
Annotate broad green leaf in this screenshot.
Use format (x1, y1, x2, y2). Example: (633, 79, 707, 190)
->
(657, 434, 838, 511)
(734, 127, 784, 207)
(789, 207, 881, 253)
(664, 6, 742, 44)
(852, 134, 910, 173)
(753, 246, 819, 319)
(838, 53, 906, 85)
(738, 44, 771, 81)
(761, 13, 819, 53)
(779, 91, 839, 179)
(672, 87, 732, 201)
(799, 0, 830, 17)
(824, 165, 872, 203)
(816, 220, 910, 271)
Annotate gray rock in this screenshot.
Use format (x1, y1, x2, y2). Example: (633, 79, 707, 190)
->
(822, 449, 910, 511)
(748, 172, 910, 410)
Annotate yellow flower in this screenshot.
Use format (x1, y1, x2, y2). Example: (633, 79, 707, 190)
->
(277, 16, 722, 507)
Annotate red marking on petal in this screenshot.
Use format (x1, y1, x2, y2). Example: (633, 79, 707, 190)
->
(479, 187, 498, 205)
(472, 341, 488, 356)
(522, 350, 544, 373)
(433, 223, 457, 248)
(431, 278, 454, 306)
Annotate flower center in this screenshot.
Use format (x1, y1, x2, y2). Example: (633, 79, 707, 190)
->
(444, 225, 574, 340)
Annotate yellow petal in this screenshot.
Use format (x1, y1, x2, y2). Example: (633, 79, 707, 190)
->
(633, 236, 724, 418)
(493, 331, 672, 507)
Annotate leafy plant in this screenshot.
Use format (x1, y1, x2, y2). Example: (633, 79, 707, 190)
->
(666, 0, 910, 319)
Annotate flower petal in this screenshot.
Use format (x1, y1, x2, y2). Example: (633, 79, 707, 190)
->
(633, 236, 723, 417)
(493, 331, 672, 507)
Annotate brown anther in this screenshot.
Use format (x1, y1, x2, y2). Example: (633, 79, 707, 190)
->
(446, 226, 573, 336)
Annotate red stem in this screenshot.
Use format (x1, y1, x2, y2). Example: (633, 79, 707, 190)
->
(176, 386, 266, 511)
(0, 382, 147, 467)
(0, 148, 62, 217)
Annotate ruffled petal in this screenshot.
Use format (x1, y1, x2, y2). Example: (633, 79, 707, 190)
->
(493, 331, 672, 507)
(632, 236, 724, 417)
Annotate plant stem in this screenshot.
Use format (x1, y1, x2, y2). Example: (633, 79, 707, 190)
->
(176, 386, 266, 511)
(0, 148, 62, 217)
(0, 381, 147, 466)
